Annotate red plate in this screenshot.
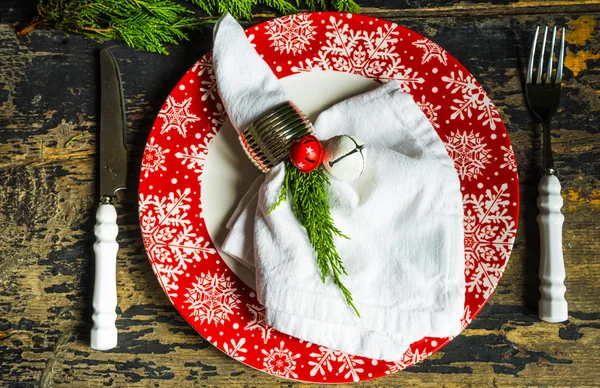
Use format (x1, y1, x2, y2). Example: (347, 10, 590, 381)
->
(139, 12, 519, 383)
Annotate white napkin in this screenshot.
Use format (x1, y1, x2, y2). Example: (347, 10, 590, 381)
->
(212, 14, 288, 132)
(214, 14, 465, 361)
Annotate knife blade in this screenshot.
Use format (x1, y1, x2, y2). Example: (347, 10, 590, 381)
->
(91, 48, 127, 351)
(99, 48, 127, 198)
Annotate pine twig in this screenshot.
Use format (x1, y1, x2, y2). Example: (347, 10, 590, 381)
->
(331, 0, 360, 13)
(23, 0, 361, 54)
(270, 161, 359, 316)
(305, 0, 328, 11)
(37, 0, 209, 54)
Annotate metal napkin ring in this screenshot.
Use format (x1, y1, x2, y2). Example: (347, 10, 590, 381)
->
(239, 101, 314, 173)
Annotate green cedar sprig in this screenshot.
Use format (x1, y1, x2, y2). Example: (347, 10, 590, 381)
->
(32, 0, 209, 55)
(188, 0, 297, 21)
(269, 161, 359, 317)
(331, 0, 361, 13)
(20, 0, 361, 54)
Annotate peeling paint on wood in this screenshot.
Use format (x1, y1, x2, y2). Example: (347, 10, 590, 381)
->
(1, 2, 599, 387)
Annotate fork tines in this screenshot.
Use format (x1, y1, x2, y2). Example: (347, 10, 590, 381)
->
(527, 25, 565, 85)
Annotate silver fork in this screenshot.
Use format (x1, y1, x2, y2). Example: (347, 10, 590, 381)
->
(526, 25, 568, 323)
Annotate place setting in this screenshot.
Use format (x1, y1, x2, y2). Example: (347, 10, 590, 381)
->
(90, 11, 570, 383)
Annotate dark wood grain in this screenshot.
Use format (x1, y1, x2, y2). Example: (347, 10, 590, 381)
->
(1, 2, 599, 387)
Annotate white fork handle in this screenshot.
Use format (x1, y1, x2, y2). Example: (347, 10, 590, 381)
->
(537, 175, 568, 322)
(91, 203, 118, 350)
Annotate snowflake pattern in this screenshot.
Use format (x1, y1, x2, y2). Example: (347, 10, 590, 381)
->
(139, 189, 216, 297)
(157, 96, 200, 138)
(244, 304, 273, 344)
(223, 338, 248, 361)
(385, 347, 429, 374)
(209, 103, 227, 134)
(442, 70, 502, 130)
(262, 341, 301, 379)
(416, 95, 441, 129)
(175, 142, 210, 178)
(265, 14, 316, 55)
(191, 55, 213, 77)
(336, 352, 365, 382)
(500, 145, 518, 172)
(291, 16, 424, 92)
(445, 131, 491, 181)
(463, 184, 517, 298)
(307, 346, 366, 382)
(308, 346, 338, 377)
(461, 305, 472, 330)
(184, 272, 241, 325)
(412, 38, 448, 65)
(141, 137, 170, 178)
(192, 56, 218, 102)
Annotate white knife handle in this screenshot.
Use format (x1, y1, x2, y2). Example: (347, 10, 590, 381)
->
(91, 202, 118, 350)
(537, 175, 568, 323)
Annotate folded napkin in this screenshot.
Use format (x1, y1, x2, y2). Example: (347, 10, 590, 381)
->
(214, 14, 465, 361)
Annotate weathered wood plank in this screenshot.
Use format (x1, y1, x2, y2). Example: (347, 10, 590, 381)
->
(0, 5, 599, 388)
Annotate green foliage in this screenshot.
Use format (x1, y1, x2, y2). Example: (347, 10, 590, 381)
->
(38, 0, 208, 54)
(270, 162, 359, 317)
(331, 0, 361, 13)
(304, 0, 327, 11)
(188, 0, 298, 20)
(29, 0, 361, 54)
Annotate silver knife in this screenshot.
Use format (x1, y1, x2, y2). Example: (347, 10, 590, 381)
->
(91, 48, 127, 351)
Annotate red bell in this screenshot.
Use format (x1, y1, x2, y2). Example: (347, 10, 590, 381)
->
(289, 135, 324, 173)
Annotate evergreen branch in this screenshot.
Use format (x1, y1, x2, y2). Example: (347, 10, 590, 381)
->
(270, 161, 359, 316)
(304, 0, 328, 11)
(331, 0, 360, 13)
(37, 0, 208, 54)
(188, 0, 299, 21)
(261, 0, 298, 16)
(27, 0, 361, 54)
(268, 169, 290, 215)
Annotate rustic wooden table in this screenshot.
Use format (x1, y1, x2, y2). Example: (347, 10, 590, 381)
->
(1, 1, 599, 387)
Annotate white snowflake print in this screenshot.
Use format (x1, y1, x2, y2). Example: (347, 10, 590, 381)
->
(209, 102, 227, 134)
(262, 341, 301, 379)
(461, 305, 472, 330)
(247, 33, 256, 48)
(412, 38, 448, 65)
(416, 95, 441, 129)
(308, 346, 337, 377)
(139, 189, 216, 297)
(336, 352, 365, 382)
(442, 70, 502, 130)
(141, 137, 170, 178)
(463, 184, 516, 298)
(307, 346, 365, 382)
(191, 55, 213, 77)
(223, 338, 247, 361)
(244, 304, 273, 344)
(444, 131, 491, 181)
(175, 142, 210, 178)
(500, 145, 517, 172)
(184, 271, 241, 325)
(265, 14, 316, 55)
(291, 16, 424, 92)
(157, 96, 200, 138)
(386, 347, 428, 375)
(191, 56, 217, 102)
